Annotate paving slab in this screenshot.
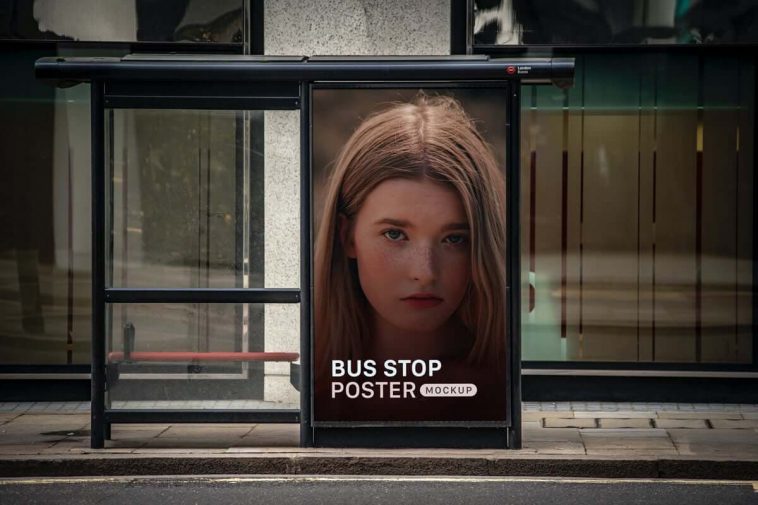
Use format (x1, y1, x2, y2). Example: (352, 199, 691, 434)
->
(523, 427, 582, 443)
(574, 411, 654, 419)
(598, 418, 653, 429)
(3, 413, 90, 425)
(654, 419, 708, 429)
(710, 419, 758, 430)
(66, 447, 138, 454)
(656, 411, 743, 420)
(0, 414, 20, 425)
(39, 443, 90, 454)
(0, 445, 60, 456)
(0, 422, 79, 442)
(531, 411, 576, 419)
(0, 432, 66, 447)
(579, 428, 669, 437)
(111, 425, 171, 440)
(132, 448, 236, 454)
(140, 438, 252, 449)
(585, 448, 678, 456)
(238, 424, 300, 447)
(521, 412, 543, 422)
(668, 429, 758, 457)
(158, 425, 254, 439)
(522, 441, 585, 455)
(582, 432, 677, 457)
(544, 417, 596, 429)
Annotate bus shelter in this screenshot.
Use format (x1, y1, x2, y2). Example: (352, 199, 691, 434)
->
(35, 55, 574, 449)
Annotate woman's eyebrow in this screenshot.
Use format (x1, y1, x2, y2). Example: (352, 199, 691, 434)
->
(373, 219, 469, 231)
(441, 222, 470, 232)
(374, 218, 412, 228)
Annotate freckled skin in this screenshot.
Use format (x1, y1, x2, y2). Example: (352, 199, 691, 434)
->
(343, 179, 471, 350)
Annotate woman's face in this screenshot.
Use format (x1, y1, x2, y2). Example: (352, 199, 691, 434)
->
(342, 178, 471, 335)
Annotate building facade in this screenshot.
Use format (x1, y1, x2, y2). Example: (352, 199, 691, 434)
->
(1, 0, 756, 405)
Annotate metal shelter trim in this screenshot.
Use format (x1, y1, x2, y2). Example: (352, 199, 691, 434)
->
(36, 55, 574, 86)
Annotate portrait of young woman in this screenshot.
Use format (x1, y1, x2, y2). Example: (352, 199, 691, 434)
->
(312, 87, 508, 423)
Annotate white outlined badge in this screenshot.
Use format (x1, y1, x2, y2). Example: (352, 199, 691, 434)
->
(420, 384, 478, 397)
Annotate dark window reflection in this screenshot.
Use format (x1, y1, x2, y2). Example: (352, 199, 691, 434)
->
(0, 0, 243, 43)
(521, 53, 754, 363)
(474, 0, 758, 45)
(0, 47, 93, 365)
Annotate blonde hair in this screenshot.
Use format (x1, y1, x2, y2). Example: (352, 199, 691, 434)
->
(314, 95, 506, 378)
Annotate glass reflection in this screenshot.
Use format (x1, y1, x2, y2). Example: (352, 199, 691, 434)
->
(1, 0, 243, 43)
(106, 303, 300, 409)
(0, 47, 94, 365)
(474, 0, 758, 45)
(521, 53, 754, 363)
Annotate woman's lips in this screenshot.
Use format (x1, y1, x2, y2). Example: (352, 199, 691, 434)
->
(401, 294, 443, 309)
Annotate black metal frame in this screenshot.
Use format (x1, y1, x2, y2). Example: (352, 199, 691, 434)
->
(308, 81, 516, 448)
(35, 55, 573, 449)
(91, 73, 303, 449)
(506, 79, 522, 448)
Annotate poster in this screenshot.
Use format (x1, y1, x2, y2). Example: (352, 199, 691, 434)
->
(312, 86, 508, 423)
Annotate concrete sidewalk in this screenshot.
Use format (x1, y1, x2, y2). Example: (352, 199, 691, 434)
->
(1, 402, 758, 479)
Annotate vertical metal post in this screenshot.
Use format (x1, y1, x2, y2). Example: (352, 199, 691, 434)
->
(507, 81, 522, 449)
(449, 0, 470, 55)
(248, 0, 265, 56)
(91, 80, 106, 449)
(104, 107, 115, 441)
(300, 83, 313, 447)
(752, 53, 758, 371)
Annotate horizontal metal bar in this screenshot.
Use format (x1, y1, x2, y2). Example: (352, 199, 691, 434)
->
(36, 57, 574, 86)
(0, 364, 90, 374)
(104, 409, 300, 424)
(314, 421, 509, 428)
(524, 361, 758, 372)
(102, 80, 301, 107)
(311, 81, 508, 90)
(0, 373, 91, 380)
(107, 351, 299, 362)
(522, 369, 758, 378)
(104, 96, 299, 110)
(104, 288, 300, 304)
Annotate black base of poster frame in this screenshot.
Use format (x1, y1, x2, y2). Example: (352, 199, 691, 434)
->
(313, 427, 510, 449)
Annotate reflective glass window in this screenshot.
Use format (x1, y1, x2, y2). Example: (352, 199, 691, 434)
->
(521, 53, 754, 363)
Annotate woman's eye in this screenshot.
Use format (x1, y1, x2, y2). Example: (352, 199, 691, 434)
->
(383, 229, 406, 241)
(444, 234, 468, 245)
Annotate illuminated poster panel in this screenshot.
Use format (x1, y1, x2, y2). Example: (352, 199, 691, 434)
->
(312, 85, 509, 424)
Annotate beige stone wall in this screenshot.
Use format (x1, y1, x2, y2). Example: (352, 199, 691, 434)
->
(262, 0, 451, 403)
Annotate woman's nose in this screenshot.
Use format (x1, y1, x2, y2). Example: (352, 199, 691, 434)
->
(409, 246, 436, 284)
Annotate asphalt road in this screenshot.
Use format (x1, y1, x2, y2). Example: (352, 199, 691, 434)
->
(1, 475, 756, 504)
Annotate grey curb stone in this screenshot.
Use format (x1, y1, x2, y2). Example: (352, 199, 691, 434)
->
(0, 456, 756, 480)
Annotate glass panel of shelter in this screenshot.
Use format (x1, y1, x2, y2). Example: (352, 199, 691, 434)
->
(101, 106, 301, 413)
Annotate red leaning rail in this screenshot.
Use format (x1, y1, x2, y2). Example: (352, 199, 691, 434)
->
(107, 351, 299, 362)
